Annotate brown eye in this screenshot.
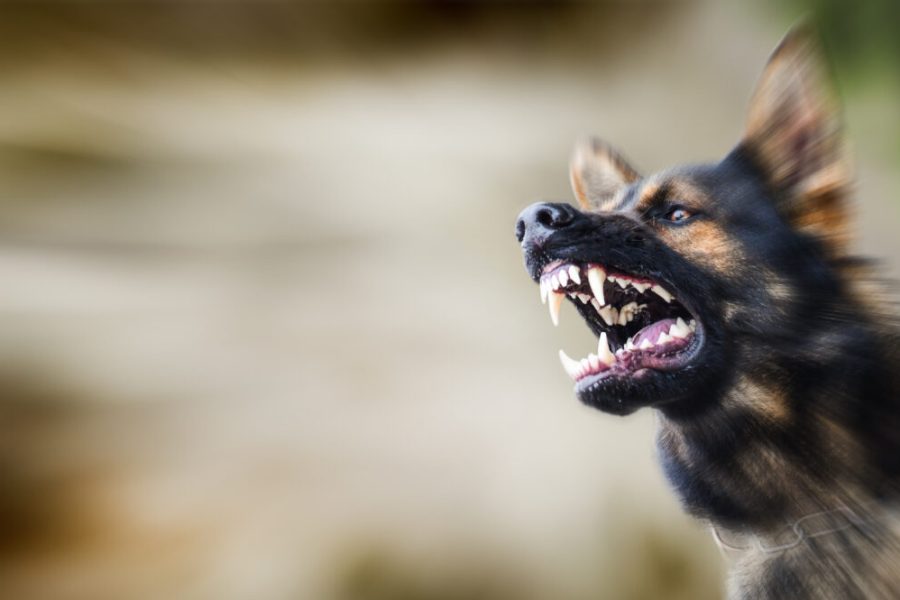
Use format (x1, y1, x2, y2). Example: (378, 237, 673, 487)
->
(665, 207, 693, 223)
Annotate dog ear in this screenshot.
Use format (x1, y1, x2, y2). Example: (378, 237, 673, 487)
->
(740, 24, 852, 251)
(569, 137, 640, 210)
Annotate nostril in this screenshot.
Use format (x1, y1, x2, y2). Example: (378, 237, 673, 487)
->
(515, 219, 526, 242)
(536, 208, 555, 227)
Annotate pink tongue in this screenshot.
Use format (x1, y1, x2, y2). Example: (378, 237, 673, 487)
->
(632, 318, 676, 347)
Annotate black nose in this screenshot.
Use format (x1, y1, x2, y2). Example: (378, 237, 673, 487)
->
(515, 202, 578, 245)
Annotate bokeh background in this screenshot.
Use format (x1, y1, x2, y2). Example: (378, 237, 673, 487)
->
(1, 1, 898, 599)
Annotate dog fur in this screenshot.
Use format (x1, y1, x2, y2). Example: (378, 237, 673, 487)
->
(516, 26, 900, 599)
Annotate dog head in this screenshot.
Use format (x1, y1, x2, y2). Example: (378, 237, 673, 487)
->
(515, 27, 853, 417)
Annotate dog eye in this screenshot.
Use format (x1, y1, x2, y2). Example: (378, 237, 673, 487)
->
(664, 206, 694, 223)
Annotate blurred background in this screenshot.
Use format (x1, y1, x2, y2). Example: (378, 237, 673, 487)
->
(0, 1, 897, 599)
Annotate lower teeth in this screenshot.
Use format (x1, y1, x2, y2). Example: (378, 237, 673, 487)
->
(558, 319, 696, 381)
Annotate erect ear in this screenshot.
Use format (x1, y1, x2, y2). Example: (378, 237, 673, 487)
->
(740, 24, 852, 252)
(569, 137, 640, 211)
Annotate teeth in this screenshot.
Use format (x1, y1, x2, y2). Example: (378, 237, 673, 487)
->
(558, 269, 569, 287)
(617, 302, 638, 326)
(580, 358, 591, 373)
(549, 292, 564, 326)
(551, 274, 561, 290)
(670, 317, 690, 339)
(559, 349, 582, 380)
(578, 293, 591, 304)
(588, 354, 600, 370)
(540, 279, 549, 304)
(651, 285, 673, 303)
(632, 282, 650, 294)
(587, 266, 606, 306)
(625, 337, 635, 351)
(597, 332, 615, 366)
(657, 332, 672, 345)
(599, 306, 616, 326)
(568, 266, 581, 285)
(616, 279, 629, 290)
(639, 339, 653, 350)
(689, 320, 697, 331)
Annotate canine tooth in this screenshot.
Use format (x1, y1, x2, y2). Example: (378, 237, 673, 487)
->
(657, 332, 672, 345)
(597, 332, 615, 366)
(540, 279, 549, 304)
(599, 306, 616, 327)
(587, 266, 606, 305)
(588, 354, 600, 370)
(551, 274, 561, 290)
(558, 269, 569, 287)
(650, 285, 673, 303)
(558, 349, 582, 380)
(549, 292, 564, 326)
(569, 265, 581, 285)
(639, 339, 653, 350)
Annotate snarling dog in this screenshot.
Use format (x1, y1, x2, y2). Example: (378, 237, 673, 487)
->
(515, 26, 900, 599)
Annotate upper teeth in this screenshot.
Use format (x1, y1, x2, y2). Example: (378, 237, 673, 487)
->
(539, 263, 675, 326)
(548, 291, 564, 327)
(568, 265, 581, 285)
(651, 284, 672, 303)
(539, 262, 681, 333)
(587, 266, 606, 306)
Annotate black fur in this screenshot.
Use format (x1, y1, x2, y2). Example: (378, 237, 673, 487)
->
(515, 26, 900, 599)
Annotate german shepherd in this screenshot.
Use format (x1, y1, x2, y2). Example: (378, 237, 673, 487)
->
(515, 26, 900, 599)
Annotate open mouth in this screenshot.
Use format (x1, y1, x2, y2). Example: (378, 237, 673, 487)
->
(539, 260, 702, 391)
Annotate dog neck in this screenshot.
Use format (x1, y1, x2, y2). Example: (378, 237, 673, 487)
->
(654, 319, 900, 597)
(710, 500, 900, 599)
(654, 308, 900, 530)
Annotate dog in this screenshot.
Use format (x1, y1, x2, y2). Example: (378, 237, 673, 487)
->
(515, 26, 900, 599)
